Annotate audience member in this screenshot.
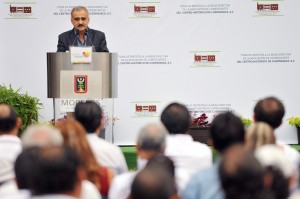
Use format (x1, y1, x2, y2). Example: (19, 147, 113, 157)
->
(130, 163, 179, 199)
(161, 102, 212, 192)
(109, 123, 167, 199)
(182, 112, 245, 199)
(245, 122, 275, 151)
(30, 146, 83, 199)
(219, 144, 267, 199)
(0, 104, 22, 196)
(21, 124, 101, 199)
(21, 124, 63, 148)
(255, 145, 293, 199)
(253, 96, 300, 193)
(74, 101, 128, 175)
(55, 119, 113, 198)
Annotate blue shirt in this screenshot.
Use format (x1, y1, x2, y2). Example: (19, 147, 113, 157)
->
(182, 159, 224, 199)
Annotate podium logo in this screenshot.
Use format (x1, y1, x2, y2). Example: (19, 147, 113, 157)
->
(5, 2, 36, 19)
(82, 51, 91, 57)
(74, 75, 88, 94)
(254, 2, 282, 16)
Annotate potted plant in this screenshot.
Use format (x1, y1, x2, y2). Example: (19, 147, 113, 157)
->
(0, 85, 43, 135)
(239, 117, 252, 128)
(287, 117, 300, 144)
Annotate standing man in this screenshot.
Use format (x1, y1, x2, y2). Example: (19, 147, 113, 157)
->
(57, 6, 109, 52)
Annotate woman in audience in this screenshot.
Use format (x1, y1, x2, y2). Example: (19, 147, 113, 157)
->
(55, 119, 114, 199)
(245, 122, 275, 151)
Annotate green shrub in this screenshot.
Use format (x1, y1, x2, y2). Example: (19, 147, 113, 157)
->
(0, 85, 43, 134)
(288, 117, 300, 127)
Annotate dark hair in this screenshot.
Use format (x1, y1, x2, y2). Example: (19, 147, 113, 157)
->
(146, 155, 175, 177)
(14, 147, 39, 189)
(160, 103, 191, 134)
(210, 112, 245, 153)
(254, 97, 285, 129)
(264, 166, 289, 199)
(31, 146, 81, 195)
(131, 167, 177, 199)
(0, 104, 17, 133)
(219, 147, 267, 199)
(74, 101, 102, 133)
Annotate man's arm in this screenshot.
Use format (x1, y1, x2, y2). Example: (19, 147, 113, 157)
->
(99, 32, 109, 52)
(57, 34, 66, 52)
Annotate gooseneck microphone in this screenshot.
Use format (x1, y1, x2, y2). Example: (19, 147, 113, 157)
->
(71, 29, 79, 46)
(86, 29, 96, 52)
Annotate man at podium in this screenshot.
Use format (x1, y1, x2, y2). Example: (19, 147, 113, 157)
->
(57, 6, 109, 52)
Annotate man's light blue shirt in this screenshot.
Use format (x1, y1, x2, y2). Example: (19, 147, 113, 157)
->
(182, 159, 224, 199)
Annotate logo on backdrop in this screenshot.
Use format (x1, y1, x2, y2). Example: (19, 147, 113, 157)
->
(130, 1, 160, 18)
(74, 75, 88, 94)
(254, 1, 282, 17)
(5, 2, 36, 19)
(190, 51, 221, 68)
(131, 101, 161, 117)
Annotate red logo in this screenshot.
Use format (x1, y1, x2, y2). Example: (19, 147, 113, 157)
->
(194, 54, 216, 62)
(10, 5, 32, 13)
(134, 5, 155, 13)
(136, 104, 157, 112)
(74, 75, 88, 94)
(257, 3, 278, 11)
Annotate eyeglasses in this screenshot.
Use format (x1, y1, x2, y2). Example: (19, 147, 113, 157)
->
(72, 17, 88, 22)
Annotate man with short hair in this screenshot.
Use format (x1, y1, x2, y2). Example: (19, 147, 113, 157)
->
(31, 146, 83, 199)
(182, 112, 245, 199)
(57, 6, 109, 52)
(109, 123, 167, 199)
(74, 101, 128, 175)
(0, 104, 22, 187)
(253, 96, 300, 193)
(161, 102, 212, 193)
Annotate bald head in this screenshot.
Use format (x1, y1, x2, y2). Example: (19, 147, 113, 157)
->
(0, 104, 19, 135)
(21, 124, 63, 148)
(254, 97, 285, 129)
(137, 123, 167, 153)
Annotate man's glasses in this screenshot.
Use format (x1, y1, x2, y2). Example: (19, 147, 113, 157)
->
(73, 17, 88, 22)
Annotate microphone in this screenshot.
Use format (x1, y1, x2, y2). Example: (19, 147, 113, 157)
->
(86, 29, 95, 52)
(71, 29, 79, 46)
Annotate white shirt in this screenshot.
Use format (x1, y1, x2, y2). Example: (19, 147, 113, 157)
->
(86, 134, 128, 175)
(81, 180, 101, 199)
(108, 172, 137, 199)
(0, 135, 22, 183)
(165, 134, 213, 191)
(31, 195, 79, 199)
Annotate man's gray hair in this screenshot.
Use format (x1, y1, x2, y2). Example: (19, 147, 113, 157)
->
(71, 6, 89, 17)
(137, 123, 167, 152)
(21, 124, 63, 148)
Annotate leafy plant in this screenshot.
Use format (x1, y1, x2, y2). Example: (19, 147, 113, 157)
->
(239, 117, 252, 127)
(0, 85, 43, 134)
(287, 117, 300, 127)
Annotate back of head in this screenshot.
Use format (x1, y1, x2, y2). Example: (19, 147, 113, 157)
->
(146, 154, 175, 177)
(74, 101, 102, 133)
(160, 103, 191, 134)
(131, 166, 177, 199)
(0, 104, 18, 134)
(21, 124, 63, 148)
(245, 122, 275, 151)
(254, 96, 285, 129)
(31, 146, 81, 196)
(137, 123, 167, 153)
(254, 145, 291, 199)
(219, 145, 265, 199)
(55, 119, 100, 184)
(14, 147, 39, 189)
(210, 112, 245, 153)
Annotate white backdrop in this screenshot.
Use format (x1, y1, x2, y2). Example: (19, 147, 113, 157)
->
(1, 0, 299, 144)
